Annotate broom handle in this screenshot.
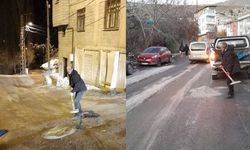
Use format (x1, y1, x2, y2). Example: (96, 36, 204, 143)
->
(220, 66, 234, 82)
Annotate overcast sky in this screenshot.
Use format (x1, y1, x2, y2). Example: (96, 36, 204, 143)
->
(186, 0, 226, 5)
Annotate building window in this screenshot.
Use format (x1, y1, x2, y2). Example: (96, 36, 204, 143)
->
(77, 8, 86, 32)
(206, 16, 215, 23)
(104, 0, 121, 30)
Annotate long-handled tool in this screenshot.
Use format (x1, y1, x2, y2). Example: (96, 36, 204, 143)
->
(220, 66, 241, 85)
(70, 93, 79, 114)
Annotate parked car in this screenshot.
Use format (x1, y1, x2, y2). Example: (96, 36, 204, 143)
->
(189, 42, 210, 63)
(211, 35, 250, 80)
(137, 46, 172, 67)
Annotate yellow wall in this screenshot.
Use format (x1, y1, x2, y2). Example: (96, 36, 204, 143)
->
(53, 0, 126, 91)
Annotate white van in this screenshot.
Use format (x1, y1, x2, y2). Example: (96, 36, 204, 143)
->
(189, 42, 210, 63)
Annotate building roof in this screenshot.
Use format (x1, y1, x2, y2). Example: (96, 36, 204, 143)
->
(194, 5, 217, 14)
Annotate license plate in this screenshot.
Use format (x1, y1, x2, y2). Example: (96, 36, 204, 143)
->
(141, 63, 148, 65)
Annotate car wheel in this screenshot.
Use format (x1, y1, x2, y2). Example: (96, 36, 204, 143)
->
(212, 75, 218, 80)
(157, 59, 161, 67)
(127, 64, 134, 75)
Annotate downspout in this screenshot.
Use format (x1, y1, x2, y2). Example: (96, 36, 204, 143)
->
(104, 51, 109, 88)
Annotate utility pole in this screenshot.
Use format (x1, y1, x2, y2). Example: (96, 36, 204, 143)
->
(46, 0, 51, 71)
(20, 14, 26, 74)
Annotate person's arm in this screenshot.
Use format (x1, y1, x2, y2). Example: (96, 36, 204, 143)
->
(220, 53, 230, 75)
(71, 74, 82, 92)
(69, 75, 74, 88)
(224, 53, 235, 73)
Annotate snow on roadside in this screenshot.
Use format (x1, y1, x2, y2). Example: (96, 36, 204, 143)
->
(86, 84, 101, 91)
(189, 85, 222, 98)
(127, 65, 176, 86)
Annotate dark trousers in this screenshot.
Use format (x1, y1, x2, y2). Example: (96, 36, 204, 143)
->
(226, 74, 235, 96)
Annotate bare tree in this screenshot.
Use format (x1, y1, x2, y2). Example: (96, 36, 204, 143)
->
(127, 0, 199, 54)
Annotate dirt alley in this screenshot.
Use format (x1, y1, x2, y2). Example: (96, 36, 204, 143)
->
(0, 71, 125, 150)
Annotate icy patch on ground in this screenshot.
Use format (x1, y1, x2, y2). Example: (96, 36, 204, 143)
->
(127, 65, 175, 86)
(214, 86, 227, 90)
(127, 64, 197, 112)
(189, 86, 222, 98)
(16, 76, 34, 87)
(42, 125, 76, 140)
(86, 85, 100, 91)
(7, 94, 20, 102)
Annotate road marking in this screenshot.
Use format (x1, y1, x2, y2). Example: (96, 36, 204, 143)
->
(127, 65, 176, 86)
(126, 64, 198, 113)
(137, 65, 208, 150)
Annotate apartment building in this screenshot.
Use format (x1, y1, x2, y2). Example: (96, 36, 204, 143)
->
(195, 6, 217, 42)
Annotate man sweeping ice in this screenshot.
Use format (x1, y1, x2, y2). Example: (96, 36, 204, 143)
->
(67, 64, 87, 128)
(219, 42, 241, 99)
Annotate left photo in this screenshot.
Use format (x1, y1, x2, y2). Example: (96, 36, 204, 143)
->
(0, 0, 126, 149)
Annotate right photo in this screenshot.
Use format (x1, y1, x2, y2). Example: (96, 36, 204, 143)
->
(126, 0, 250, 149)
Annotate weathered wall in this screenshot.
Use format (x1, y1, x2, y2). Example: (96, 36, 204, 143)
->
(53, 0, 126, 91)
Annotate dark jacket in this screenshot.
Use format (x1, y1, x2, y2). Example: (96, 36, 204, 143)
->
(184, 45, 189, 54)
(179, 44, 184, 52)
(68, 70, 87, 92)
(221, 45, 240, 75)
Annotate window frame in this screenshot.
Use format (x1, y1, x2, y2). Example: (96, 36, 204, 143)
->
(77, 8, 86, 32)
(104, 0, 121, 31)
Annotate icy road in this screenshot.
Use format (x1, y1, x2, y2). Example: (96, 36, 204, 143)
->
(126, 56, 250, 150)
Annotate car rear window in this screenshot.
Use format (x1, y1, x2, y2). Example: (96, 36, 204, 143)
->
(191, 43, 206, 51)
(144, 47, 161, 53)
(216, 39, 247, 49)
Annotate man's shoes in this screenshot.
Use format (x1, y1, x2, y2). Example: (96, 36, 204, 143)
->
(75, 124, 83, 130)
(75, 119, 83, 130)
(226, 94, 234, 99)
(70, 109, 79, 114)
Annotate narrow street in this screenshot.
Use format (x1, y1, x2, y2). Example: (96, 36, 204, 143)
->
(126, 56, 250, 150)
(0, 71, 125, 150)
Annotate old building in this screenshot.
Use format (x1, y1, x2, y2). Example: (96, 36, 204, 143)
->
(195, 6, 217, 42)
(216, 6, 250, 37)
(52, 0, 126, 91)
(238, 13, 250, 36)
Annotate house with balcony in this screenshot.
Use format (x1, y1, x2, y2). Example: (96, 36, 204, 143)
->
(52, 0, 126, 91)
(195, 6, 217, 42)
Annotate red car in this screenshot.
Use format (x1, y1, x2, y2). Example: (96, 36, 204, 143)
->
(137, 46, 172, 66)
